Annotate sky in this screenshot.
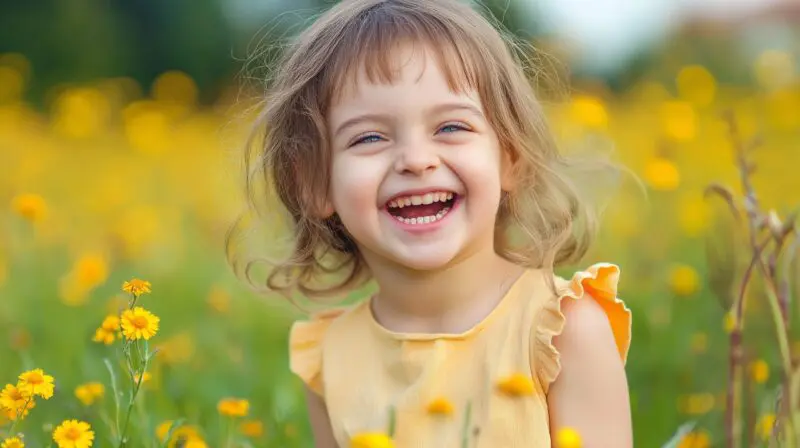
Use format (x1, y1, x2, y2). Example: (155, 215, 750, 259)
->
(530, 0, 787, 73)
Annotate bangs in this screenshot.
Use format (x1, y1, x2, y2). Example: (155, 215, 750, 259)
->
(321, 2, 486, 108)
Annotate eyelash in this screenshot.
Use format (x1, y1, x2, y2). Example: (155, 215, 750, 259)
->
(349, 122, 471, 147)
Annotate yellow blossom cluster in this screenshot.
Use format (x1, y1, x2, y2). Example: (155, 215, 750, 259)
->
(0, 369, 95, 448)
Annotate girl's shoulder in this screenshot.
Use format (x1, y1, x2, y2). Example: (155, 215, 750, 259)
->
(287, 303, 367, 395)
(533, 262, 632, 393)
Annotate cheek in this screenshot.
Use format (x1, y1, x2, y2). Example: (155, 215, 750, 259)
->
(329, 156, 382, 214)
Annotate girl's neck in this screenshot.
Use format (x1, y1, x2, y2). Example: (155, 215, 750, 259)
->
(366, 245, 525, 335)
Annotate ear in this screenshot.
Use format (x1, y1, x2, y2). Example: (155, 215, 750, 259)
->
(499, 145, 520, 192)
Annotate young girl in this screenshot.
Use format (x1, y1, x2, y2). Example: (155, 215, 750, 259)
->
(238, 0, 633, 446)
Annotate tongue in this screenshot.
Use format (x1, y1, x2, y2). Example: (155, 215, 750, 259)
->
(392, 203, 445, 219)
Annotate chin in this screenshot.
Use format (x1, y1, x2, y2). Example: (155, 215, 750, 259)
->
(390, 246, 462, 273)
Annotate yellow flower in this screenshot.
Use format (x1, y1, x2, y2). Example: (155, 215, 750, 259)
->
(1, 437, 24, 448)
(660, 100, 697, 142)
(678, 430, 711, 448)
(92, 328, 116, 345)
(758, 413, 776, 440)
(182, 439, 208, 448)
(91, 314, 121, 344)
(52, 419, 94, 448)
(121, 307, 160, 340)
(156, 420, 176, 441)
(239, 419, 264, 438)
(74, 254, 108, 290)
(122, 278, 151, 296)
(644, 157, 681, 191)
(156, 421, 203, 447)
(496, 373, 535, 397)
(570, 95, 609, 130)
(11, 193, 47, 222)
(207, 285, 230, 314)
(676, 65, 716, 107)
(133, 372, 152, 384)
(350, 432, 395, 448)
(425, 397, 454, 416)
(18, 369, 55, 400)
(0, 383, 36, 420)
(217, 398, 249, 417)
(670, 264, 700, 297)
(555, 427, 582, 448)
(749, 360, 770, 384)
(74, 382, 104, 406)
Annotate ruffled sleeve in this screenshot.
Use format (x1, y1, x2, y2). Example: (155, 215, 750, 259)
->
(534, 263, 632, 393)
(288, 308, 347, 396)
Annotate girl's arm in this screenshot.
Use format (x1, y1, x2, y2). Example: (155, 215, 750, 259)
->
(547, 296, 633, 447)
(305, 385, 338, 448)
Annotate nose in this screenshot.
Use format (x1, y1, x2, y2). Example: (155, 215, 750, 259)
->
(393, 139, 440, 176)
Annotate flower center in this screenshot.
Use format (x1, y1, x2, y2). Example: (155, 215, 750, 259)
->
(27, 373, 43, 385)
(133, 316, 149, 329)
(66, 427, 81, 440)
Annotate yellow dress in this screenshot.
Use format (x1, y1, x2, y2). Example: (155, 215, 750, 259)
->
(289, 263, 632, 447)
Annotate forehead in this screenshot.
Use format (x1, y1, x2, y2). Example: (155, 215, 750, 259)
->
(324, 28, 483, 109)
(330, 42, 480, 109)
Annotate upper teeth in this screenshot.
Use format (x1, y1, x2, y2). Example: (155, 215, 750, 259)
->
(387, 192, 454, 208)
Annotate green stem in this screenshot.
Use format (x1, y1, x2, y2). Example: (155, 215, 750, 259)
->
(104, 358, 122, 438)
(760, 262, 797, 444)
(7, 396, 33, 435)
(225, 417, 236, 448)
(118, 340, 151, 447)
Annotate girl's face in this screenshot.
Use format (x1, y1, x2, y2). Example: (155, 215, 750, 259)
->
(325, 44, 513, 273)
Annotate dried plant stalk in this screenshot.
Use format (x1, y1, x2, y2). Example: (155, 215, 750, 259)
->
(706, 111, 798, 447)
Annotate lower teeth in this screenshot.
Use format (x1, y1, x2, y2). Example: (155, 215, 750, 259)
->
(394, 207, 450, 225)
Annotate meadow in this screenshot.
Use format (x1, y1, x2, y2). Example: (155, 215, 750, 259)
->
(1, 46, 799, 447)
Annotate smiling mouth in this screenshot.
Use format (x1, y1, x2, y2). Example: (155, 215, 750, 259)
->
(385, 191, 458, 225)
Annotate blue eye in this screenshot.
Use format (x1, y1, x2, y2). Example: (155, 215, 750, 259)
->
(351, 133, 383, 147)
(438, 123, 469, 134)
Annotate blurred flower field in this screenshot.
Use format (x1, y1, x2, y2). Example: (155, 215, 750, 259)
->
(0, 46, 799, 447)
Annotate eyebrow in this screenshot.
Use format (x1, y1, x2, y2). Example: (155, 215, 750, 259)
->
(332, 102, 486, 139)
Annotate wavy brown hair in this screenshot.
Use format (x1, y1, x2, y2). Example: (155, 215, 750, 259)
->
(228, 0, 614, 301)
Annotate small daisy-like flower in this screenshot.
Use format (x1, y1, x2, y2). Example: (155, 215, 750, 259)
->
(183, 438, 208, 448)
(425, 397, 454, 416)
(239, 419, 264, 438)
(496, 372, 535, 397)
(556, 427, 582, 448)
(121, 307, 160, 340)
(217, 398, 249, 417)
(92, 315, 121, 345)
(350, 432, 395, 448)
(53, 419, 94, 448)
(74, 382, 104, 406)
(92, 328, 115, 345)
(1, 383, 36, 420)
(1, 437, 25, 448)
(122, 279, 151, 296)
(18, 369, 55, 400)
(156, 421, 203, 444)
